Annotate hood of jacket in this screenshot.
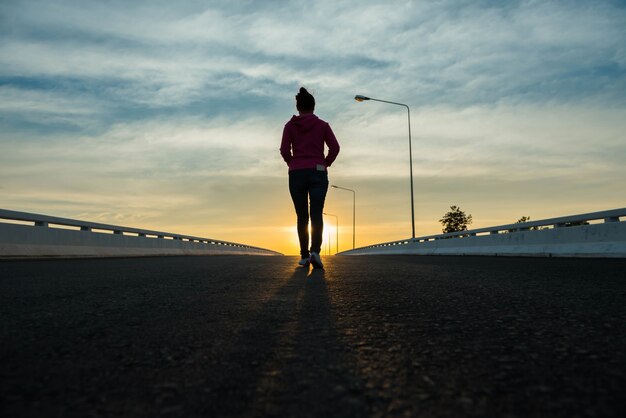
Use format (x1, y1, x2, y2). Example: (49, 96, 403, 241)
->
(289, 113, 320, 133)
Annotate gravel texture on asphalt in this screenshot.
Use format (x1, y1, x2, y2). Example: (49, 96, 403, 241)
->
(1, 255, 625, 417)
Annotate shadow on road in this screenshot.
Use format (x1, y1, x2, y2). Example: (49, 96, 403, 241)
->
(203, 263, 365, 417)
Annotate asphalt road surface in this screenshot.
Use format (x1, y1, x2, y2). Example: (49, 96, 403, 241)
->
(1, 255, 625, 417)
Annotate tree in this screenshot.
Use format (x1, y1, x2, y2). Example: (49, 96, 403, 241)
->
(439, 205, 473, 233)
(509, 215, 538, 232)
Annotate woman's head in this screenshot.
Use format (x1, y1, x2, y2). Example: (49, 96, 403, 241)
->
(296, 87, 315, 113)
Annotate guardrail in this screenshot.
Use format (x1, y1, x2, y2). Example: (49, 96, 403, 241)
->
(0, 209, 282, 258)
(339, 208, 626, 258)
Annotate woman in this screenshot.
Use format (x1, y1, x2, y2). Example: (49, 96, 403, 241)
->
(280, 87, 340, 268)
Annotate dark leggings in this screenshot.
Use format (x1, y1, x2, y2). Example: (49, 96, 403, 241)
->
(289, 169, 329, 258)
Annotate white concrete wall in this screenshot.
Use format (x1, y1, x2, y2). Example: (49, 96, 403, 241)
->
(0, 223, 279, 258)
(341, 222, 626, 258)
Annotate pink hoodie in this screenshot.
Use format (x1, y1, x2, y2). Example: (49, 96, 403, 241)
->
(280, 114, 340, 171)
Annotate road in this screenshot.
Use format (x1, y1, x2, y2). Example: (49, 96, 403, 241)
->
(1, 255, 625, 417)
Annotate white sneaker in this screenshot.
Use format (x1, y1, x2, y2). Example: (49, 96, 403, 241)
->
(298, 257, 310, 267)
(310, 252, 323, 269)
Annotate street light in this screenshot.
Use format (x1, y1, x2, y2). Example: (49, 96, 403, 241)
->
(323, 212, 339, 254)
(331, 185, 355, 249)
(354, 94, 415, 239)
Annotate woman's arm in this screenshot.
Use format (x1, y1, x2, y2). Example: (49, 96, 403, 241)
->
(324, 123, 340, 167)
(280, 125, 293, 164)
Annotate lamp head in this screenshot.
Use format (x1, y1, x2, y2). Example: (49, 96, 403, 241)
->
(331, 185, 338, 188)
(354, 95, 370, 102)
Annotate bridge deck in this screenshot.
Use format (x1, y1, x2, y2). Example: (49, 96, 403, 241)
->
(1, 256, 625, 417)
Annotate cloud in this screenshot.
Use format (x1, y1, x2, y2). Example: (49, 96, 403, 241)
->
(334, 102, 626, 180)
(2, 0, 624, 117)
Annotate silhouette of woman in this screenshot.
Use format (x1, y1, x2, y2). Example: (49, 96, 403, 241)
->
(280, 87, 340, 268)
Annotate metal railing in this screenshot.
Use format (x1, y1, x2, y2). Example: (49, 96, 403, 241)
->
(0, 209, 282, 256)
(341, 208, 626, 253)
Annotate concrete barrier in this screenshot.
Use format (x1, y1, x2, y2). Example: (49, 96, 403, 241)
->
(0, 209, 282, 258)
(340, 208, 626, 258)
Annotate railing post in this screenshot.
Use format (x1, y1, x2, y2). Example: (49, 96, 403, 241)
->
(35, 221, 48, 227)
(605, 217, 619, 223)
(80, 226, 91, 232)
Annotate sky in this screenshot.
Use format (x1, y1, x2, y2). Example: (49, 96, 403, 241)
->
(1, 0, 625, 255)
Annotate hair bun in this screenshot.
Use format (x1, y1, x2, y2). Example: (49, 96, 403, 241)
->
(296, 87, 315, 111)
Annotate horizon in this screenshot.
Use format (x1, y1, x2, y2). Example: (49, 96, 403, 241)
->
(1, 1, 625, 256)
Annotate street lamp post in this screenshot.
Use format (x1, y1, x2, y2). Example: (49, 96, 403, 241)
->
(323, 212, 339, 254)
(331, 185, 355, 249)
(327, 230, 331, 256)
(355, 94, 415, 239)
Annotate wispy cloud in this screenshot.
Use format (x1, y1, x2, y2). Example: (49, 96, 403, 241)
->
(3, 1, 624, 115)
